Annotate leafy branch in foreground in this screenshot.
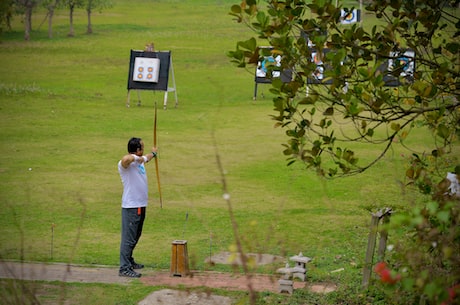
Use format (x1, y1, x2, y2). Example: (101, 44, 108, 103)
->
(229, 0, 459, 179)
(229, 1, 460, 304)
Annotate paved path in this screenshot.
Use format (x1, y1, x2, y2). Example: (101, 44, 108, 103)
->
(0, 261, 130, 284)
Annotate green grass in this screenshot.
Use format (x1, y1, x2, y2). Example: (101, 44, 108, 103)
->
(0, 0, 454, 304)
(0, 278, 251, 305)
(0, 279, 152, 305)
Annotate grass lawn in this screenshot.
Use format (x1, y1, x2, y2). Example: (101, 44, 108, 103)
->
(0, 0, 453, 304)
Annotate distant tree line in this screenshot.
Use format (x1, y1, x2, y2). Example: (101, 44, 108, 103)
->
(0, 0, 113, 40)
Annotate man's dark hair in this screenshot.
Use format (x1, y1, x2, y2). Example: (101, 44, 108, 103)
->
(127, 137, 142, 153)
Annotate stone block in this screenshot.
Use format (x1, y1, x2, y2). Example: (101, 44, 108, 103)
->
(278, 279, 294, 294)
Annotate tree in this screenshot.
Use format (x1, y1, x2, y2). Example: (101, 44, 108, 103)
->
(85, 0, 112, 34)
(63, 0, 84, 37)
(13, 0, 40, 40)
(41, 0, 60, 38)
(229, 0, 459, 303)
(0, 0, 15, 34)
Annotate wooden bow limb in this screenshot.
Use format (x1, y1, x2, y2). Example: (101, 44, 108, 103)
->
(154, 101, 163, 208)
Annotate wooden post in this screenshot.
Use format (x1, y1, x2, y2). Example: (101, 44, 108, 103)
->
(377, 214, 390, 261)
(362, 208, 393, 289)
(170, 240, 190, 277)
(362, 214, 380, 288)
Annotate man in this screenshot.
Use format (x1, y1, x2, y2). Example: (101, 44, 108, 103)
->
(118, 137, 158, 278)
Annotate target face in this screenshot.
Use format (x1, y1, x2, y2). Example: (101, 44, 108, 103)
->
(256, 55, 281, 78)
(311, 52, 324, 80)
(389, 50, 415, 77)
(133, 57, 160, 83)
(341, 9, 360, 24)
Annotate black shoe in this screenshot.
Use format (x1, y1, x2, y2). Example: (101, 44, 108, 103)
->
(119, 268, 141, 278)
(132, 263, 144, 269)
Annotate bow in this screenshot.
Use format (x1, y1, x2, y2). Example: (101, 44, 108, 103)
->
(154, 101, 163, 208)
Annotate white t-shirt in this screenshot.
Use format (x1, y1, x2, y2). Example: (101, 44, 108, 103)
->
(118, 158, 148, 208)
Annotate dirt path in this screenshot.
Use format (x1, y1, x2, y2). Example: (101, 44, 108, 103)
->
(0, 260, 305, 292)
(141, 270, 306, 293)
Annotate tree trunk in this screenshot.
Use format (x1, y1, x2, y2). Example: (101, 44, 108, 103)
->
(27, 5, 32, 31)
(24, 2, 33, 40)
(68, 4, 75, 37)
(47, 0, 60, 39)
(48, 8, 54, 38)
(5, 6, 13, 31)
(86, 8, 92, 34)
(24, 17, 30, 40)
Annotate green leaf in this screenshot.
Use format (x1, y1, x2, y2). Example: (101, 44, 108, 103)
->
(271, 78, 283, 89)
(347, 100, 362, 116)
(319, 118, 326, 128)
(402, 278, 415, 291)
(358, 68, 370, 78)
(391, 123, 400, 131)
(323, 107, 334, 115)
(256, 11, 267, 27)
(437, 210, 450, 223)
(230, 5, 241, 14)
(237, 37, 257, 52)
(406, 168, 414, 179)
(298, 97, 316, 105)
(445, 42, 459, 54)
(436, 124, 450, 140)
(426, 201, 438, 215)
(424, 282, 443, 300)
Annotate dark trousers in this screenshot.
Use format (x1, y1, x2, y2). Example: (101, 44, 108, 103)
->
(119, 207, 146, 272)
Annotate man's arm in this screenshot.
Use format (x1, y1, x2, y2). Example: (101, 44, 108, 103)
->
(120, 154, 137, 169)
(120, 147, 158, 169)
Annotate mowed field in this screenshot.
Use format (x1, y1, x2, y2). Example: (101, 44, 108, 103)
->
(0, 0, 435, 294)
